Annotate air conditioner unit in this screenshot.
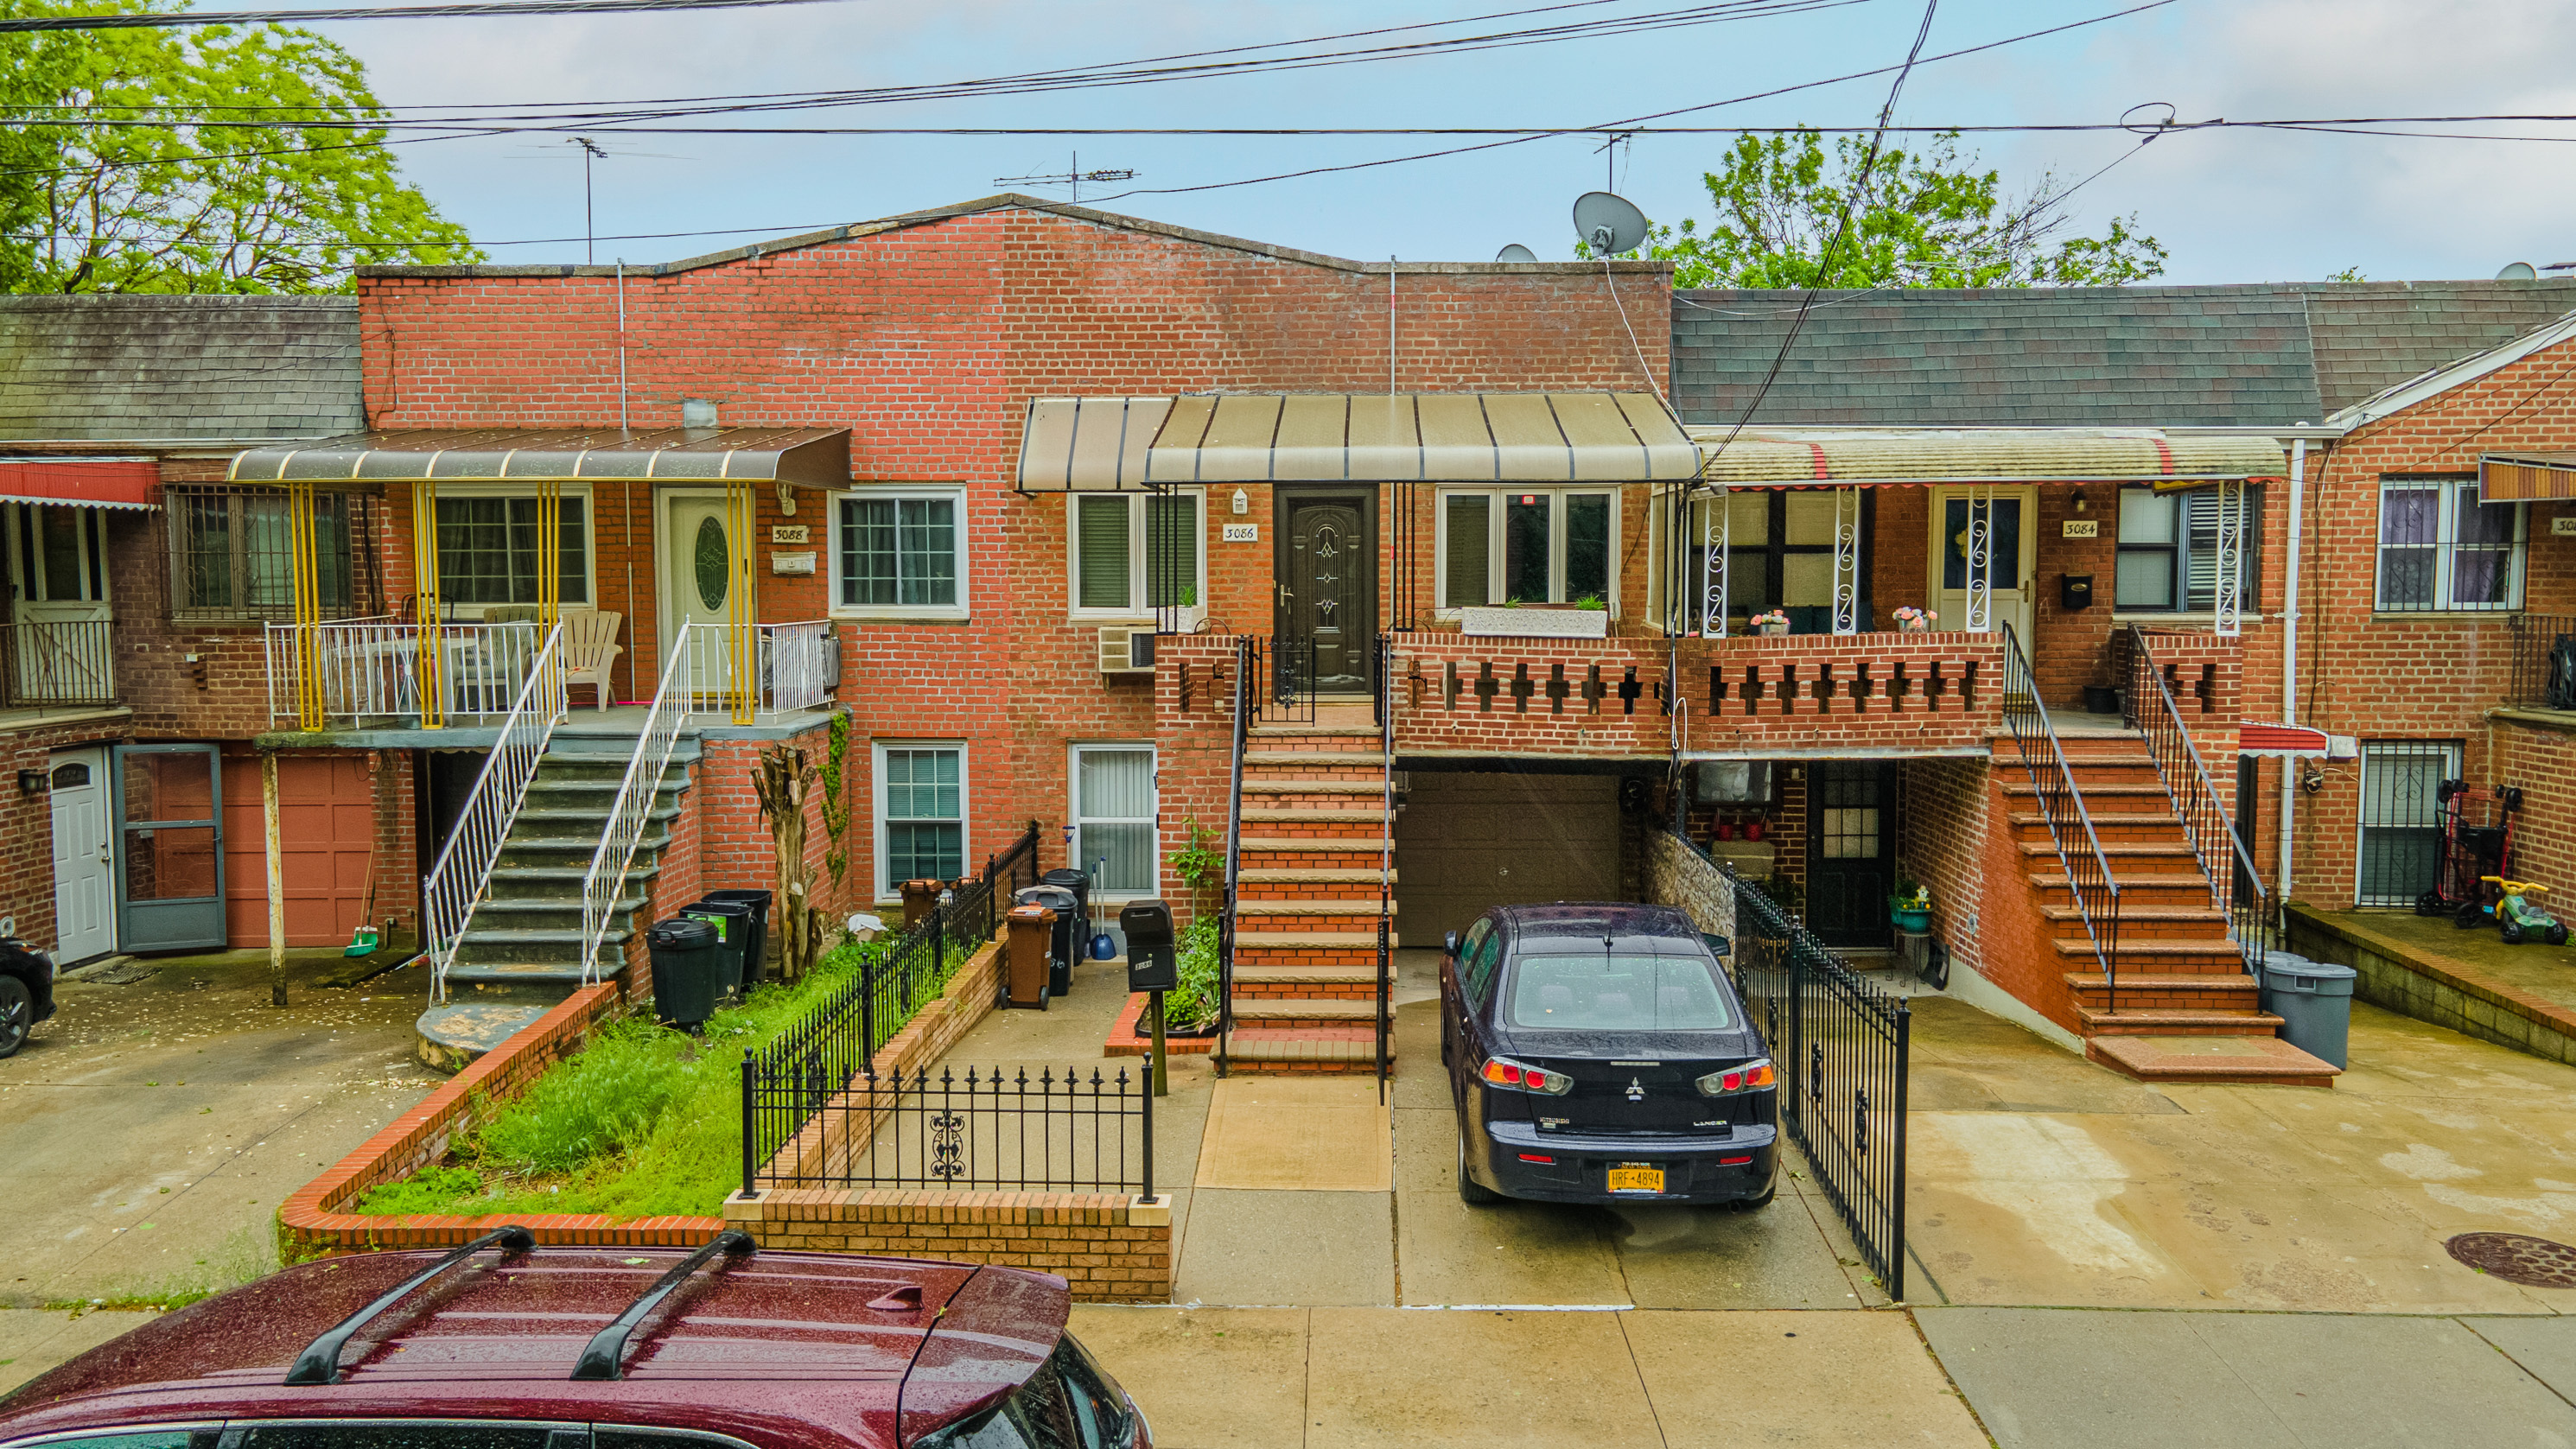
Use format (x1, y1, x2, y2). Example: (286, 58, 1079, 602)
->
(1097, 626, 1156, 675)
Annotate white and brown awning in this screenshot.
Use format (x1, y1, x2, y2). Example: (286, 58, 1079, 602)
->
(1015, 392, 1697, 491)
(2481, 453, 2576, 501)
(228, 427, 852, 486)
(1688, 429, 2288, 489)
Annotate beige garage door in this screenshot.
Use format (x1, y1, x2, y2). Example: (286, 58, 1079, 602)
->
(1396, 772, 1621, 943)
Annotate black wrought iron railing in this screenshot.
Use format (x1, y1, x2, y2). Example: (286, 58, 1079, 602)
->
(1727, 863, 1910, 1301)
(2507, 614, 2576, 711)
(1257, 634, 1321, 722)
(1373, 632, 1393, 1095)
(746, 1064, 1151, 1195)
(1, 619, 116, 707)
(2125, 626, 2276, 968)
(1214, 634, 1251, 1079)
(739, 820, 1036, 1195)
(1999, 622, 2124, 1012)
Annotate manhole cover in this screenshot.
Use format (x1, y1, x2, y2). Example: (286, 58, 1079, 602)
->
(2447, 1232, 2576, 1288)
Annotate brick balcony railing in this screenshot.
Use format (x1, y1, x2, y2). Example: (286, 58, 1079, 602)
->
(1390, 630, 2006, 758)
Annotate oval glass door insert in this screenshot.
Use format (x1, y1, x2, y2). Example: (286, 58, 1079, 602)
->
(693, 515, 728, 610)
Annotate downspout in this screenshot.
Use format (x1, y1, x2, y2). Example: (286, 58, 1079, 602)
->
(617, 259, 637, 701)
(2277, 435, 2310, 905)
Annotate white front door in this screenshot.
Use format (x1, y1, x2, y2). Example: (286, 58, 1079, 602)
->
(661, 492, 740, 703)
(1929, 486, 2039, 642)
(48, 747, 113, 963)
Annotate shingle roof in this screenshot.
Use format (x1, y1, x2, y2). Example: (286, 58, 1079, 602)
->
(0, 296, 362, 442)
(1671, 281, 2576, 429)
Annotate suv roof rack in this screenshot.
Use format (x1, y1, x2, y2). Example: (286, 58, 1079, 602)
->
(285, 1224, 536, 1386)
(570, 1230, 756, 1382)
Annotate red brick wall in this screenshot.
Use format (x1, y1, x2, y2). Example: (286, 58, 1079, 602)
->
(1900, 757, 1989, 962)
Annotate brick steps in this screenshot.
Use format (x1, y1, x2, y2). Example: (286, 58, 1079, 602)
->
(2077, 1007, 2287, 1038)
(1224, 717, 1393, 1076)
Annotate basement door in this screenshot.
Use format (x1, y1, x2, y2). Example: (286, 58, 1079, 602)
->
(113, 743, 225, 953)
(1806, 761, 1896, 950)
(48, 747, 113, 964)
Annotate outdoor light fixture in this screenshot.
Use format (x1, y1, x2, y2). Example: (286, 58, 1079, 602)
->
(1231, 488, 1250, 515)
(777, 480, 796, 516)
(2072, 489, 2089, 513)
(16, 769, 45, 796)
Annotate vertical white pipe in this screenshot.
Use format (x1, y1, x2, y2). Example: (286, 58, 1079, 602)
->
(1388, 257, 1396, 397)
(2278, 437, 2310, 905)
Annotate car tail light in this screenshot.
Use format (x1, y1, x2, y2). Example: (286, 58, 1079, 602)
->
(1517, 1153, 1555, 1164)
(1719, 1154, 1753, 1166)
(1695, 1058, 1776, 1096)
(1481, 1055, 1574, 1096)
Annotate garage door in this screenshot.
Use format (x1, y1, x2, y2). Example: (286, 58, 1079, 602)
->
(1396, 772, 1622, 943)
(219, 751, 379, 948)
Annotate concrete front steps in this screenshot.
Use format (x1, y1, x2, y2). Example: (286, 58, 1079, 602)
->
(1992, 729, 2337, 1086)
(414, 733, 700, 1071)
(1224, 715, 1396, 1074)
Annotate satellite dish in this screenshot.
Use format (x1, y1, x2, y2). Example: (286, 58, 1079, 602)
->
(1496, 244, 1537, 263)
(1572, 191, 1648, 255)
(2499, 262, 2539, 280)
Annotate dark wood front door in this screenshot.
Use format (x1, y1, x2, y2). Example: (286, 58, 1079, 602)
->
(1807, 761, 1896, 949)
(1275, 489, 1376, 694)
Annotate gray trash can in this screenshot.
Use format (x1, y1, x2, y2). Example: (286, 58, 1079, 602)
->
(2255, 950, 2315, 993)
(2261, 956, 2356, 1069)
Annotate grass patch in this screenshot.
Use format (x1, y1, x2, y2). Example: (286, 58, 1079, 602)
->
(355, 936, 965, 1220)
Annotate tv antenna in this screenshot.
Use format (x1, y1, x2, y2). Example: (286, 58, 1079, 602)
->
(1593, 130, 1635, 191)
(1573, 191, 1649, 257)
(574, 137, 608, 264)
(994, 152, 1137, 207)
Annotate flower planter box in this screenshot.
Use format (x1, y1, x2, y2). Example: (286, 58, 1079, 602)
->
(1460, 605, 1608, 639)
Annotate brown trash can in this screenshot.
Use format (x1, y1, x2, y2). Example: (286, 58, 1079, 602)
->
(901, 878, 945, 929)
(1006, 904, 1056, 1009)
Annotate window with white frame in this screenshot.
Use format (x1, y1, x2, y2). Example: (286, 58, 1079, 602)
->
(877, 744, 964, 896)
(1071, 491, 1202, 614)
(435, 493, 589, 608)
(2115, 486, 2262, 613)
(1072, 745, 1156, 897)
(2376, 476, 2523, 613)
(1439, 487, 1615, 609)
(836, 488, 964, 614)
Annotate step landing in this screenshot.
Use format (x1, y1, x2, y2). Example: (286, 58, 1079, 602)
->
(416, 998, 552, 1072)
(2086, 1033, 2341, 1087)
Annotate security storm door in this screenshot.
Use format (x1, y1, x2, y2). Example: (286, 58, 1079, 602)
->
(48, 747, 113, 964)
(1806, 761, 1896, 950)
(662, 491, 735, 696)
(5, 503, 113, 702)
(1275, 488, 1376, 695)
(112, 743, 226, 952)
(1930, 486, 2037, 640)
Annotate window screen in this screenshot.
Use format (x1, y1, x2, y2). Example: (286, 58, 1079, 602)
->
(1074, 747, 1155, 895)
(1442, 494, 1490, 607)
(1076, 496, 1131, 610)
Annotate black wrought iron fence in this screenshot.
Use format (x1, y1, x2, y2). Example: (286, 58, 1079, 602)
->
(746, 1064, 1151, 1195)
(2507, 614, 2576, 710)
(1727, 864, 1910, 1301)
(1, 619, 116, 707)
(2126, 626, 2276, 966)
(1255, 634, 1321, 722)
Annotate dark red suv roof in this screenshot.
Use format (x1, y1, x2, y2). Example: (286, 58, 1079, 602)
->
(0, 1241, 1071, 1449)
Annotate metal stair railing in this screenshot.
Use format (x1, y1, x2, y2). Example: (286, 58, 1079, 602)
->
(2124, 626, 2276, 966)
(1374, 632, 1393, 1096)
(424, 620, 568, 1003)
(1999, 622, 2125, 1013)
(577, 622, 698, 986)
(1213, 633, 1251, 1078)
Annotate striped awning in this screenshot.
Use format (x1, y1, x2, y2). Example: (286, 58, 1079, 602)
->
(1687, 429, 2288, 488)
(228, 427, 852, 486)
(1015, 392, 1697, 491)
(2481, 453, 2576, 501)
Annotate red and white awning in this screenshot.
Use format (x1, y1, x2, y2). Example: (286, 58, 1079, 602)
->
(0, 458, 156, 511)
(2241, 721, 2331, 758)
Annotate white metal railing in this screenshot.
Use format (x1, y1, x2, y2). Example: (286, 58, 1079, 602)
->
(264, 618, 544, 727)
(578, 621, 699, 984)
(423, 621, 569, 1001)
(668, 620, 836, 720)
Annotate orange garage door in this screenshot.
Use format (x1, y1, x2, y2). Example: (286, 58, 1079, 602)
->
(220, 751, 379, 948)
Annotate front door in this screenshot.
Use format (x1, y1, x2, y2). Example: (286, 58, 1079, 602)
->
(1275, 489, 1376, 694)
(1929, 486, 2038, 641)
(4, 504, 112, 702)
(113, 743, 225, 953)
(48, 747, 113, 964)
(661, 492, 739, 702)
(1807, 761, 1896, 949)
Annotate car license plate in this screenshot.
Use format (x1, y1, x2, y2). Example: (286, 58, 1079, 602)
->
(1606, 1164, 1663, 1194)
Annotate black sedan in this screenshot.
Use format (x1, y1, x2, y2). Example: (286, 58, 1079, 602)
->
(1441, 902, 1777, 1210)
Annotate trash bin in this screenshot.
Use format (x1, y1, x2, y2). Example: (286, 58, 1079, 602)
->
(646, 917, 720, 1030)
(1040, 867, 1091, 946)
(684, 899, 754, 999)
(2261, 955, 2357, 1069)
(901, 878, 945, 929)
(701, 888, 773, 987)
(1005, 904, 1056, 1010)
(2255, 950, 2313, 993)
(1014, 885, 1080, 995)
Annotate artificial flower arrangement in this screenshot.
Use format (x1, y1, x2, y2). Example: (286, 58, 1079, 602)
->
(1750, 608, 1790, 633)
(1893, 605, 1937, 631)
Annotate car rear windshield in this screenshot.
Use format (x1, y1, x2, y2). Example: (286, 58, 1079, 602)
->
(1505, 952, 1733, 1032)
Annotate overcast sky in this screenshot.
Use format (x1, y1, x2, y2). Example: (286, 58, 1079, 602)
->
(302, 0, 2576, 283)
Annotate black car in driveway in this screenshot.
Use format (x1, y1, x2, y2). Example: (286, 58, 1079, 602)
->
(1441, 902, 1777, 1210)
(0, 933, 55, 1059)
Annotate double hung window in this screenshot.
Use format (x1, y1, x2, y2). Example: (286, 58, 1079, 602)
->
(1072, 745, 1156, 897)
(2375, 476, 2523, 613)
(2115, 486, 2262, 612)
(1071, 492, 1202, 614)
(1439, 488, 1614, 609)
(836, 489, 964, 614)
(435, 494, 589, 609)
(169, 486, 372, 620)
(878, 744, 964, 897)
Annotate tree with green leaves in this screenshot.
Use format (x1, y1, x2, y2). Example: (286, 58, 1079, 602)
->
(0, 0, 480, 293)
(1606, 127, 2166, 289)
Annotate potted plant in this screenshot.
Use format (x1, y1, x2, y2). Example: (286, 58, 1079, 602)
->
(1890, 879, 1932, 933)
(1893, 606, 1936, 633)
(1750, 608, 1790, 637)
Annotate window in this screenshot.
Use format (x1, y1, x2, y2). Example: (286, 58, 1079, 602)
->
(1439, 488, 1615, 609)
(2357, 740, 2459, 907)
(1070, 492, 1201, 614)
(2115, 486, 2262, 612)
(1673, 490, 1854, 632)
(1459, 918, 1503, 1007)
(168, 486, 375, 620)
(836, 489, 964, 613)
(2376, 476, 2523, 612)
(1504, 953, 1735, 1031)
(878, 743, 965, 896)
(1072, 745, 1155, 897)
(435, 494, 588, 608)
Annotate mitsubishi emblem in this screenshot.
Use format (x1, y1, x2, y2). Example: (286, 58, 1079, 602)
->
(1625, 1077, 1645, 1103)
